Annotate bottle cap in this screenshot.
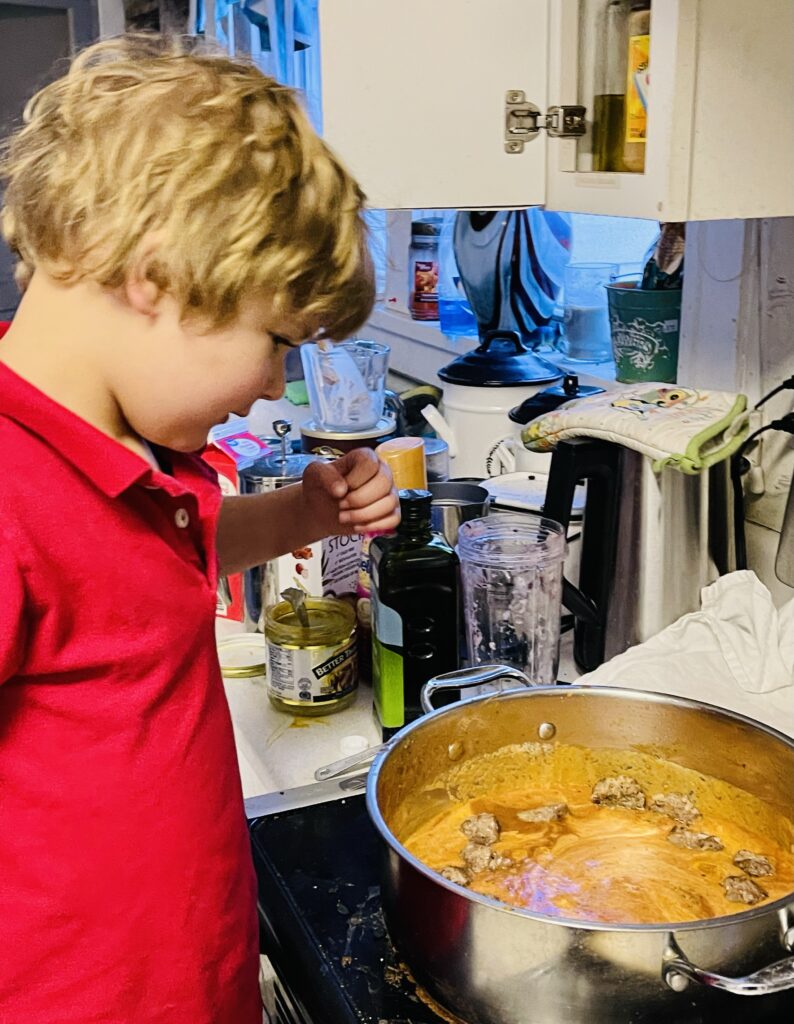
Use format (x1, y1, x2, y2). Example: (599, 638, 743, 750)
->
(376, 436, 428, 490)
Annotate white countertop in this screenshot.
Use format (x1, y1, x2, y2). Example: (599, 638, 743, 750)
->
(219, 619, 579, 799)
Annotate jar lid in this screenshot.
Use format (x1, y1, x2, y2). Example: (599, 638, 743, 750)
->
(411, 219, 440, 237)
(217, 633, 267, 678)
(438, 331, 562, 387)
(456, 512, 567, 568)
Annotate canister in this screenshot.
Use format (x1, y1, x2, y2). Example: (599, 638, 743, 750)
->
(299, 416, 396, 457)
(265, 597, 358, 715)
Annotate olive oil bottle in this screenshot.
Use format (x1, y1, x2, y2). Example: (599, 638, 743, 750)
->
(370, 489, 460, 738)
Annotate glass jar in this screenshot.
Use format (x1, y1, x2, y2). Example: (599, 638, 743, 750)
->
(623, 0, 651, 173)
(593, 0, 630, 172)
(457, 514, 567, 688)
(408, 220, 440, 321)
(265, 597, 357, 715)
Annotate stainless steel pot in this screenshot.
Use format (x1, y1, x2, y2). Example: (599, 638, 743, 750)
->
(428, 481, 490, 547)
(366, 669, 794, 1023)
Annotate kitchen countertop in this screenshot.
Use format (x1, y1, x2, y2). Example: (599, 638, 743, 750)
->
(219, 618, 579, 799)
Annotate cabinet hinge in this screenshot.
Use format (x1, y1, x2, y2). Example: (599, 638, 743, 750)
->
(505, 91, 587, 153)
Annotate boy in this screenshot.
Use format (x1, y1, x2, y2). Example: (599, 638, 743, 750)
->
(0, 34, 398, 1023)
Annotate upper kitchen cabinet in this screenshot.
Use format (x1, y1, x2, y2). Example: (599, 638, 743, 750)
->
(318, 0, 794, 220)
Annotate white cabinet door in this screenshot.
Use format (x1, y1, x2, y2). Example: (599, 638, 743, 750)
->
(319, 0, 549, 210)
(546, 0, 794, 220)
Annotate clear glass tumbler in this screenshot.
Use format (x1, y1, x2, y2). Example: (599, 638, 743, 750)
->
(457, 513, 567, 687)
(561, 262, 618, 362)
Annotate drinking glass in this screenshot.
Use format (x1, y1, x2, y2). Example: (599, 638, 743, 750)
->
(561, 262, 619, 362)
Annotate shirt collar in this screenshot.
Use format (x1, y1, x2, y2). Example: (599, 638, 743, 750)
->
(0, 361, 159, 498)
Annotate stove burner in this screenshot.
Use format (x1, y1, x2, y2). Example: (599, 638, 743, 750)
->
(250, 794, 454, 1024)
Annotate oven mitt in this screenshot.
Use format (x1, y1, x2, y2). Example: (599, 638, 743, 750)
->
(522, 383, 749, 474)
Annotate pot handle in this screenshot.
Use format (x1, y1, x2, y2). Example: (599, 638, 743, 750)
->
(663, 946, 794, 997)
(421, 664, 533, 715)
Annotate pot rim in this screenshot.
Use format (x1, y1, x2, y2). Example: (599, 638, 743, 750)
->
(366, 684, 794, 934)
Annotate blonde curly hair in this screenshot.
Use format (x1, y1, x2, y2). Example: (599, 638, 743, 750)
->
(0, 33, 374, 338)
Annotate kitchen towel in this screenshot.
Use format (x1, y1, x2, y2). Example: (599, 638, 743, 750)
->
(522, 383, 749, 474)
(577, 570, 794, 736)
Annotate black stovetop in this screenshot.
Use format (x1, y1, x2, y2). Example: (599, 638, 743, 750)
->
(250, 793, 453, 1024)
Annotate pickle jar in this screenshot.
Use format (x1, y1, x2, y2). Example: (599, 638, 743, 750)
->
(265, 597, 358, 716)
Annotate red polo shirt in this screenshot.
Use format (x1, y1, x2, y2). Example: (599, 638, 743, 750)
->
(0, 362, 260, 1023)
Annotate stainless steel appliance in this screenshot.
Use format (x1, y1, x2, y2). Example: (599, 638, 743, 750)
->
(367, 674, 794, 1024)
(543, 437, 734, 673)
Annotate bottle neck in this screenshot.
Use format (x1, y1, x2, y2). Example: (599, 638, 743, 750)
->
(397, 510, 433, 541)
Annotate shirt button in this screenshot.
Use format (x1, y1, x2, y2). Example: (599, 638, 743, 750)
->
(174, 508, 190, 529)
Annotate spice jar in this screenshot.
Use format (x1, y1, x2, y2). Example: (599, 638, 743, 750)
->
(408, 220, 440, 321)
(265, 596, 358, 715)
(623, 0, 651, 173)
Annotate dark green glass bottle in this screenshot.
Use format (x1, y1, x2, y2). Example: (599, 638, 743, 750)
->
(370, 489, 460, 737)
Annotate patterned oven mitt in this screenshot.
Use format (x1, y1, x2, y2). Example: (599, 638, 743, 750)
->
(522, 384, 749, 474)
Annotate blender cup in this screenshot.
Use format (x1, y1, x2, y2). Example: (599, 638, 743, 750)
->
(301, 339, 389, 431)
(457, 513, 567, 688)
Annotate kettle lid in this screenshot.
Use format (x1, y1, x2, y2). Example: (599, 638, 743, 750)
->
(438, 330, 562, 387)
(508, 374, 606, 424)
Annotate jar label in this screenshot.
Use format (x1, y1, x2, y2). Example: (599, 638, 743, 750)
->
(412, 259, 439, 302)
(267, 637, 357, 704)
(625, 33, 650, 144)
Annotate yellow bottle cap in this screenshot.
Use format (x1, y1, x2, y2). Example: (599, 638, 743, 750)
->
(376, 436, 428, 490)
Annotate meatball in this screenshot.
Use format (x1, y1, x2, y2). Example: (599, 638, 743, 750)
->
(722, 875, 768, 905)
(667, 826, 724, 851)
(733, 850, 774, 878)
(461, 843, 513, 875)
(460, 812, 501, 846)
(591, 775, 646, 810)
(461, 842, 495, 874)
(517, 803, 569, 823)
(440, 866, 470, 887)
(648, 792, 700, 825)
(488, 852, 514, 870)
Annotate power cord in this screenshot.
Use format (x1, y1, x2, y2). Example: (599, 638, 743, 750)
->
(755, 375, 794, 409)
(732, 412, 794, 568)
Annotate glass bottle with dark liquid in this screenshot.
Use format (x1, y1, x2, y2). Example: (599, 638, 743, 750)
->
(370, 489, 460, 739)
(593, 0, 630, 172)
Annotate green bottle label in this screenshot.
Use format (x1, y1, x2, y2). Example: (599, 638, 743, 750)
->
(372, 590, 405, 728)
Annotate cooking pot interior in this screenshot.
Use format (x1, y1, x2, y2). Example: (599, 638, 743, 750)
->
(376, 688, 794, 850)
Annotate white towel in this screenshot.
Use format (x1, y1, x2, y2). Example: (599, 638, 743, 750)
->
(577, 571, 794, 735)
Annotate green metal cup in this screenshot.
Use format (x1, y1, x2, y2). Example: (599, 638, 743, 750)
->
(606, 282, 682, 384)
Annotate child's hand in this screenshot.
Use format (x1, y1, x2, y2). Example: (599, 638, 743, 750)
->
(302, 448, 400, 537)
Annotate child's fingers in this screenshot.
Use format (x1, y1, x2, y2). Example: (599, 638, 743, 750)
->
(338, 471, 394, 511)
(334, 448, 386, 492)
(338, 493, 399, 526)
(353, 508, 401, 535)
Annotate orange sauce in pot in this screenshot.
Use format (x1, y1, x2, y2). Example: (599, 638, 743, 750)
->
(401, 743, 794, 925)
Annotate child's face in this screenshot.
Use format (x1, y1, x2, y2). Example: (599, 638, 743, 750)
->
(109, 293, 308, 452)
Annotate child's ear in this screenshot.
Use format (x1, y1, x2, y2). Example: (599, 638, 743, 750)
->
(124, 234, 166, 318)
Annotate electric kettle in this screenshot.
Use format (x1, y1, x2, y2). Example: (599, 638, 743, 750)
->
(543, 438, 735, 672)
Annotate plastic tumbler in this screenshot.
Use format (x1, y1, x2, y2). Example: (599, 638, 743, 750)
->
(457, 514, 567, 687)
